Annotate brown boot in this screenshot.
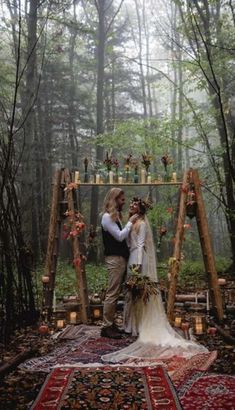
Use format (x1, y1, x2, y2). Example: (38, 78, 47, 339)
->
(100, 326, 122, 339)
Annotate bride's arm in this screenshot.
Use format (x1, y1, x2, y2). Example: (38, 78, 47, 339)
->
(136, 222, 147, 269)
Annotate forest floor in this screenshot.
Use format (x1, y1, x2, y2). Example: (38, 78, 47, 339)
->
(0, 299, 234, 409)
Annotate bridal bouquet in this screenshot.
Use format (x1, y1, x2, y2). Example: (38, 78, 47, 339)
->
(125, 265, 159, 304)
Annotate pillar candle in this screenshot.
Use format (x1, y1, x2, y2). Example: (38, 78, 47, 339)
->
(74, 171, 80, 184)
(96, 174, 100, 184)
(109, 171, 114, 184)
(141, 169, 146, 184)
(172, 172, 177, 182)
(69, 312, 77, 324)
(147, 174, 151, 184)
(118, 176, 123, 184)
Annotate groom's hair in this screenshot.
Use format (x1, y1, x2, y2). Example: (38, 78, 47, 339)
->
(103, 188, 124, 220)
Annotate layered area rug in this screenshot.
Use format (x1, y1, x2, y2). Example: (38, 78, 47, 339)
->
(32, 365, 182, 410)
(178, 370, 235, 409)
(20, 325, 216, 377)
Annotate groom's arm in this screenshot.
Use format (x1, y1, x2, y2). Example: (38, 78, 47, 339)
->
(101, 213, 133, 242)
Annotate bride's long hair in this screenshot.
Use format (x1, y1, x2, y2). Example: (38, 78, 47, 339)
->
(102, 188, 124, 221)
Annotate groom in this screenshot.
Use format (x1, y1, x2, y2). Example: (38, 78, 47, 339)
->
(100, 188, 138, 339)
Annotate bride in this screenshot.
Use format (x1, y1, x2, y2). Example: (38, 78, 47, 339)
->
(102, 196, 208, 363)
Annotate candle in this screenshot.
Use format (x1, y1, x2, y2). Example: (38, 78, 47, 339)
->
(56, 319, 65, 329)
(206, 290, 210, 311)
(69, 312, 77, 324)
(140, 169, 146, 184)
(109, 171, 114, 184)
(118, 176, 123, 184)
(195, 323, 203, 334)
(89, 175, 94, 183)
(174, 316, 182, 328)
(93, 308, 102, 319)
(74, 171, 80, 184)
(172, 172, 177, 182)
(218, 278, 226, 285)
(147, 174, 152, 183)
(195, 292, 198, 304)
(95, 174, 100, 184)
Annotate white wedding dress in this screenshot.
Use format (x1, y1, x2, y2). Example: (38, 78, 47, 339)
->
(102, 217, 208, 363)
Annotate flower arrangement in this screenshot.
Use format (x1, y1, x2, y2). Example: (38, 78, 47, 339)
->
(125, 265, 159, 304)
(63, 210, 85, 239)
(103, 152, 113, 171)
(161, 154, 173, 172)
(124, 154, 132, 171)
(141, 153, 151, 172)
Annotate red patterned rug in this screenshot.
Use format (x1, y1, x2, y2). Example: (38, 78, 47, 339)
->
(177, 370, 235, 409)
(20, 325, 217, 379)
(32, 365, 182, 410)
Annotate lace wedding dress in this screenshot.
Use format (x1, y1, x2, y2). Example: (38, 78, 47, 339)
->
(102, 217, 208, 363)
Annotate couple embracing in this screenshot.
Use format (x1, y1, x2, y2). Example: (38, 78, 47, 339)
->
(100, 188, 207, 362)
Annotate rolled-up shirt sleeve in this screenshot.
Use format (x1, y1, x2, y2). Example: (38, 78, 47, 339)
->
(101, 213, 132, 242)
(136, 222, 147, 265)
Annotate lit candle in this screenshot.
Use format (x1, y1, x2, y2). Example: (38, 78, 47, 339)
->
(174, 316, 182, 328)
(93, 308, 101, 319)
(109, 171, 114, 184)
(56, 319, 65, 329)
(69, 312, 77, 324)
(96, 174, 100, 184)
(74, 171, 80, 184)
(118, 176, 123, 184)
(141, 169, 146, 184)
(195, 323, 203, 334)
(172, 172, 177, 182)
(147, 174, 152, 184)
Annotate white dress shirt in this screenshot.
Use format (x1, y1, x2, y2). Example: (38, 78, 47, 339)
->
(101, 212, 132, 242)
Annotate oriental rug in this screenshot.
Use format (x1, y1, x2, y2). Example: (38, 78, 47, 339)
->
(177, 370, 235, 410)
(32, 365, 182, 410)
(20, 325, 217, 377)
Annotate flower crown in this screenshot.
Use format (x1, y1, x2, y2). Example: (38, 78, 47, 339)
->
(130, 196, 152, 214)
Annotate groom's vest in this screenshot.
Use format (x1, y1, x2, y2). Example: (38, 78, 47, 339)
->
(102, 220, 129, 261)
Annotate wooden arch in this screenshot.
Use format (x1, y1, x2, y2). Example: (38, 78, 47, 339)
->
(43, 168, 224, 323)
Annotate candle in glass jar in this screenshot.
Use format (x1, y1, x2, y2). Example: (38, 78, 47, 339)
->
(141, 169, 146, 184)
(56, 319, 65, 329)
(69, 312, 77, 324)
(74, 171, 80, 184)
(109, 171, 114, 184)
(195, 323, 203, 334)
(174, 316, 182, 328)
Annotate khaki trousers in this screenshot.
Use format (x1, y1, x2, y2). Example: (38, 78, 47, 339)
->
(103, 255, 127, 328)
